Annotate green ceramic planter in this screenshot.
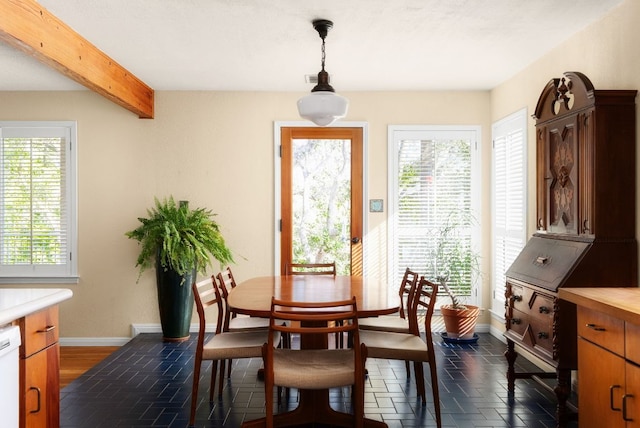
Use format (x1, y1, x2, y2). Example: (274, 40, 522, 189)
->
(156, 266, 195, 342)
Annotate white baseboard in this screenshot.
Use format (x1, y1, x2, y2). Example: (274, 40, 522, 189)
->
(130, 323, 218, 337)
(59, 337, 131, 346)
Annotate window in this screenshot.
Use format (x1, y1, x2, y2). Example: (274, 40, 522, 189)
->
(0, 121, 77, 283)
(388, 126, 480, 304)
(491, 109, 527, 315)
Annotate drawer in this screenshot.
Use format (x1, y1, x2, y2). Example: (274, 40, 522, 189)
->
(508, 308, 529, 336)
(507, 283, 555, 317)
(20, 306, 59, 358)
(626, 322, 640, 365)
(577, 306, 624, 357)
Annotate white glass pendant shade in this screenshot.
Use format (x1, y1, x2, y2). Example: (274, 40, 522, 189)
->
(297, 91, 349, 127)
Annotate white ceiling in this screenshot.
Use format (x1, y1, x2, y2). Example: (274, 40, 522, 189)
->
(0, 0, 624, 92)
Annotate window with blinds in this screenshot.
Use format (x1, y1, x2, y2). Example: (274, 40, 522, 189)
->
(388, 126, 480, 303)
(491, 109, 527, 315)
(0, 122, 77, 282)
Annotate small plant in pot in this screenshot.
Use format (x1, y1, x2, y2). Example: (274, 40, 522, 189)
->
(430, 212, 481, 342)
(126, 196, 233, 342)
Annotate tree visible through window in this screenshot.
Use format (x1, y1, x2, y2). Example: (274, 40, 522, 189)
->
(389, 126, 480, 303)
(291, 138, 351, 275)
(0, 122, 77, 282)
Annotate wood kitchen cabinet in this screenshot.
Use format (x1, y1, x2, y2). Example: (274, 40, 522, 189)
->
(559, 288, 640, 428)
(18, 306, 60, 428)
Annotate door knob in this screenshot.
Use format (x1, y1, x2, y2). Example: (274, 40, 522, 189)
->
(351, 237, 360, 244)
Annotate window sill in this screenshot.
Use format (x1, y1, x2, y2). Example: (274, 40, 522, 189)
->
(0, 276, 79, 285)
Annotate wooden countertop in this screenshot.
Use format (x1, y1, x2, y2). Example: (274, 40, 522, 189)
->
(0, 288, 73, 326)
(559, 287, 640, 325)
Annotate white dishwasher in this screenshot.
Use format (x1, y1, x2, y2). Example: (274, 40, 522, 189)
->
(0, 325, 21, 428)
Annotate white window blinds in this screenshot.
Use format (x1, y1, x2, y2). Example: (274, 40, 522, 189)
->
(491, 110, 527, 315)
(0, 122, 77, 281)
(389, 126, 480, 302)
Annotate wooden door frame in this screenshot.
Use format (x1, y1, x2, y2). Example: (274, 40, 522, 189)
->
(273, 121, 368, 275)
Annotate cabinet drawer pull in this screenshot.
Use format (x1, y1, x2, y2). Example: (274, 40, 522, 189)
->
(37, 325, 56, 333)
(611, 385, 622, 411)
(511, 318, 522, 325)
(510, 295, 522, 303)
(586, 323, 606, 332)
(623, 394, 634, 421)
(29, 386, 41, 413)
(539, 306, 550, 314)
(537, 332, 549, 339)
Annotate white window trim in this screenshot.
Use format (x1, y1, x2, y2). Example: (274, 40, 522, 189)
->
(490, 109, 528, 317)
(0, 121, 78, 284)
(387, 125, 481, 306)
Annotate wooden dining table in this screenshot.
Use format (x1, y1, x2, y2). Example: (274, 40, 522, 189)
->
(227, 275, 397, 428)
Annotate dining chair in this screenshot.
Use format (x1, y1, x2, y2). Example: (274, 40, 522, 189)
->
(262, 296, 367, 428)
(359, 276, 442, 428)
(189, 275, 280, 426)
(217, 267, 270, 332)
(358, 267, 419, 376)
(284, 262, 336, 275)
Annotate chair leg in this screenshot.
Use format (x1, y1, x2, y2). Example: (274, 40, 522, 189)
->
(209, 360, 218, 402)
(428, 360, 442, 428)
(405, 360, 411, 379)
(218, 359, 226, 397)
(189, 354, 202, 426)
(414, 361, 426, 404)
(227, 358, 232, 377)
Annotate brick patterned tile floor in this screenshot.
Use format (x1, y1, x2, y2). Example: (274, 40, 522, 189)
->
(60, 333, 578, 427)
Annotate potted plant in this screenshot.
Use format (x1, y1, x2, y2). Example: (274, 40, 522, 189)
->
(125, 196, 233, 341)
(430, 211, 481, 342)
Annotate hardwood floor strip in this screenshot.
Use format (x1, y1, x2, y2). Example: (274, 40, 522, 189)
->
(60, 346, 120, 389)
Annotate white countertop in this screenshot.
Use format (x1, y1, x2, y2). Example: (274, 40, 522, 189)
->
(0, 288, 73, 326)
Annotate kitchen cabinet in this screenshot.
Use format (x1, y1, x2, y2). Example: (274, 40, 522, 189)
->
(559, 288, 640, 428)
(18, 305, 60, 428)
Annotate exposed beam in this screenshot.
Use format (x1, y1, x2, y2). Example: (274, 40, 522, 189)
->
(0, 0, 154, 118)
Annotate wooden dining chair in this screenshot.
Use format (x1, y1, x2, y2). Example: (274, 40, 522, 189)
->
(189, 276, 280, 426)
(284, 262, 336, 276)
(358, 267, 419, 376)
(262, 296, 367, 428)
(359, 277, 442, 428)
(217, 267, 270, 332)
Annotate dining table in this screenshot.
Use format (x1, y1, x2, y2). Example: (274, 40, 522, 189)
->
(227, 274, 397, 428)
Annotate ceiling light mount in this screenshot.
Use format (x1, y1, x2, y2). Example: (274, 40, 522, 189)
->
(297, 18, 349, 127)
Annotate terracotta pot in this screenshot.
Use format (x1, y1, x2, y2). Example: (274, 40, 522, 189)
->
(441, 304, 480, 339)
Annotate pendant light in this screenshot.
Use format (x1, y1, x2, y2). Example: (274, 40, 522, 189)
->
(297, 19, 349, 127)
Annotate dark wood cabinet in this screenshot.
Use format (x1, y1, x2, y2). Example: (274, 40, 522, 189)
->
(505, 72, 637, 428)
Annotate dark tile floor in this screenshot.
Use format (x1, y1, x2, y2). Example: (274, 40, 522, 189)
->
(60, 332, 576, 428)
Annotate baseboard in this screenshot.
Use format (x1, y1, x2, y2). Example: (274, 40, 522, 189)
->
(59, 337, 131, 346)
(59, 322, 495, 347)
(130, 323, 218, 337)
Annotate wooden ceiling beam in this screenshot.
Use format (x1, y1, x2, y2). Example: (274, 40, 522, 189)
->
(0, 0, 154, 118)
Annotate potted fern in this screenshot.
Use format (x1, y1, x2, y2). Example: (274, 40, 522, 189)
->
(125, 196, 233, 341)
(430, 212, 480, 342)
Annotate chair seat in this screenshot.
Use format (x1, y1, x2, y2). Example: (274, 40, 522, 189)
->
(358, 315, 409, 333)
(359, 329, 429, 362)
(204, 330, 279, 360)
(272, 348, 355, 389)
(228, 316, 270, 331)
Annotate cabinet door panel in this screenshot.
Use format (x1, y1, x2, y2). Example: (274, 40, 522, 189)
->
(626, 362, 640, 428)
(578, 338, 625, 428)
(21, 344, 59, 428)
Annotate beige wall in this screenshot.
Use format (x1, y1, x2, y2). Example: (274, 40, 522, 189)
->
(0, 89, 491, 339)
(489, 0, 640, 333)
(2, 0, 637, 341)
